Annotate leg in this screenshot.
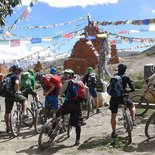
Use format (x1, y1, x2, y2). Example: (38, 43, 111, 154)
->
(109, 97, 119, 137)
(111, 113, 117, 133)
(127, 99, 136, 125)
(4, 113, 9, 131)
(4, 97, 14, 132)
(90, 88, 100, 113)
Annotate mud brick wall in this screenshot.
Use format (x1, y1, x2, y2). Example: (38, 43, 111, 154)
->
(64, 23, 102, 75)
(64, 39, 100, 74)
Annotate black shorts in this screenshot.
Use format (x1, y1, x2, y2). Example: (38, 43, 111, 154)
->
(109, 96, 133, 114)
(60, 100, 81, 127)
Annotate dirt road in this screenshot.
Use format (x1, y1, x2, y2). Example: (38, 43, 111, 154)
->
(0, 92, 155, 155)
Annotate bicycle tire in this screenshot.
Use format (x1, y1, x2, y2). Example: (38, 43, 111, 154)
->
(22, 108, 35, 126)
(130, 95, 149, 116)
(33, 101, 43, 119)
(124, 112, 133, 144)
(38, 119, 59, 149)
(145, 112, 155, 139)
(9, 110, 20, 137)
(35, 107, 48, 134)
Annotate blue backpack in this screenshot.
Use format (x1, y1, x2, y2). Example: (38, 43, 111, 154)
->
(107, 75, 123, 97)
(66, 80, 78, 100)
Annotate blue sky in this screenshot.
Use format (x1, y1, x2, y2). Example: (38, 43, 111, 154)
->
(1, 0, 155, 61)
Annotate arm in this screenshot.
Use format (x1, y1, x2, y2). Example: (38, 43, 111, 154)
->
(14, 79, 20, 92)
(43, 83, 55, 96)
(59, 81, 68, 97)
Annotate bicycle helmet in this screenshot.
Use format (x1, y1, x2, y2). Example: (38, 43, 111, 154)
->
(11, 65, 22, 72)
(118, 63, 127, 75)
(64, 69, 74, 78)
(86, 67, 93, 74)
(50, 67, 57, 74)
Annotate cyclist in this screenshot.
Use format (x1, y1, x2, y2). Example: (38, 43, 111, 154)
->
(4, 65, 28, 133)
(58, 69, 84, 145)
(20, 70, 38, 102)
(42, 67, 62, 115)
(109, 63, 136, 138)
(82, 67, 100, 114)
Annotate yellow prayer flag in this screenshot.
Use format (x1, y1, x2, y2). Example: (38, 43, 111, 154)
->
(97, 33, 107, 38)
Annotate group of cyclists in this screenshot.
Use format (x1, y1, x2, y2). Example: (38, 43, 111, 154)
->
(0, 64, 102, 145)
(2, 62, 154, 146)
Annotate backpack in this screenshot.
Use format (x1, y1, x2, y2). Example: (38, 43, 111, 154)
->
(107, 75, 123, 97)
(87, 73, 97, 88)
(42, 74, 61, 96)
(20, 72, 32, 90)
(0, 74, 12, 97)
(66, 80, 85, 100)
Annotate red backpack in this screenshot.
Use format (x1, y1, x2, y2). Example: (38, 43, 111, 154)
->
(76, 81, 85, 99)
(66, 80, 85, 99)
(42, 74, 61, 96)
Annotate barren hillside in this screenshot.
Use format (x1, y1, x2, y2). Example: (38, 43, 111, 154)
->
(108, 50, 155, 80)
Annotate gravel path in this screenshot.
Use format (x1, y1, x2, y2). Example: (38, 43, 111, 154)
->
(0, 89, 155, 155)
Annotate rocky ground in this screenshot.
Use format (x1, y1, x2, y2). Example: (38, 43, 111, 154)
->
(0, 88, 155, 155)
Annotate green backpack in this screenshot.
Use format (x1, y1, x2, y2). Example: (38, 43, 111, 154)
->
(20, 72, 32, 90)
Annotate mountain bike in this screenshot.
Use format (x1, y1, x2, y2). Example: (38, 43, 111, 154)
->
(38, 105, 70, 149)
(9, 101, 34, 137)
(130, 83, 155, 116)
(34, 98, 63, 134)
(145, 110, 155, 139)
(120, 93, 133, 144)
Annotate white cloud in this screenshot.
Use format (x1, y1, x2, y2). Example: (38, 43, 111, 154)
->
(152, 9, 155, 13)
(0, 43, 46, 61)
(21, 0, 118, 8)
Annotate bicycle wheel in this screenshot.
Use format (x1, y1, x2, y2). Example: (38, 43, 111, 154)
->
(22, 108, 34, 126)
(123, 112, 133, 144)
(31, 100, 42, 118)
(9, 110, 20, 137)
(145, 112, 155, 139)
(35, 107, 48, 134)
(38, 119, 59, 149)
(130, 95, 149, 116)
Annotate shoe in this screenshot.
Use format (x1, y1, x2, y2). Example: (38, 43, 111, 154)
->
(75, 140, 80, 146)
(96, 109, 101, 114)
(81, 121, 86, 126)
(111, 132, 117, 138)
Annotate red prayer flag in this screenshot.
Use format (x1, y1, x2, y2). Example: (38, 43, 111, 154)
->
(10, 39, 20, 47)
